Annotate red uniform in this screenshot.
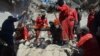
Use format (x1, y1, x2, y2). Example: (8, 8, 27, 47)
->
(77, 33, 100, 56)
(67, 16, 75, 39)
(67, 8, 78, 40)
(35, 17, 48, 29)
(35, 17, 48, 42)
(57, 4, 70, 41)
(16, 23, 29, 40)
(87, 13, 95, 32)
(23, 26, 29, 40)
(68, 8, 78, 23)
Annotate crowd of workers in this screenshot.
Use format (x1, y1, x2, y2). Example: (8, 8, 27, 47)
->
(0, 0, 100, 56)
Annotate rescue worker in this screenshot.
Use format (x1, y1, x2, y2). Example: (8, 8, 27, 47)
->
(56, 0, 70, 44)
(87, 7, 95, 33)
(67, 6, 78, 40)
(77, 27, 100, 56)
(35, 13, 48, 43)
(16, 22, 29, 41)
(23, 24, 29, 41)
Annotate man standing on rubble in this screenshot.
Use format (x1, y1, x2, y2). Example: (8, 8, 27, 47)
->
(0, 11, 26, 56)
(67, 5, 78, 40)
(56, 0, 70, 44)
(34, 13, 48, 43)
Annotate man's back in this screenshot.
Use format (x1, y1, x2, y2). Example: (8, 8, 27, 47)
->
(1, 19, 14, 35)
